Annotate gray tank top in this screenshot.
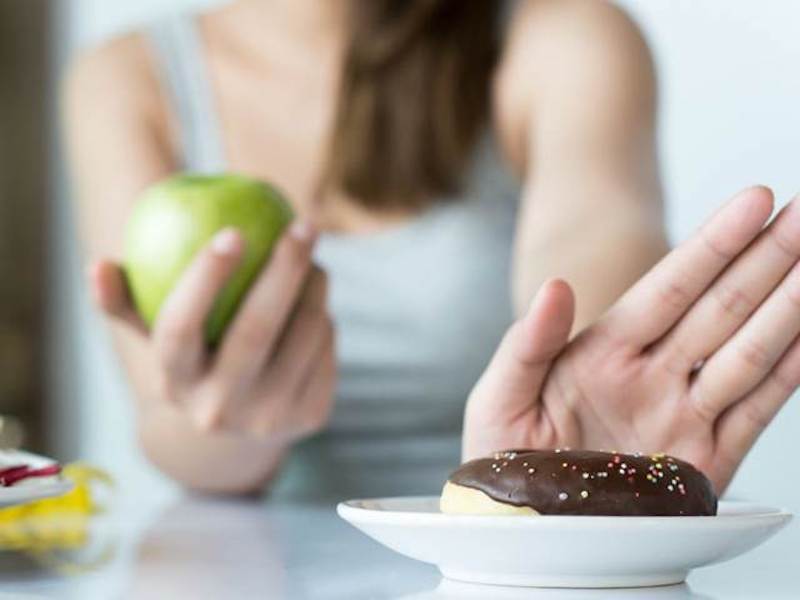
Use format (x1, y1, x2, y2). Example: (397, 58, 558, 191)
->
(147, 14, 521, 500)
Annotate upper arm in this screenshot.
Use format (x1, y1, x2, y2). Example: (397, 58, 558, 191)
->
(496, 0, 667, 323)
(498, 0, 658, 178)
(62, 33, 176, 259)
(62, 34, 182, 403)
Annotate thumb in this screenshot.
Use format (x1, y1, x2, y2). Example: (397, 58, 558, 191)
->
(488, 278, 575, 393)
(466, 279, 575, 440)
(87, 260, 149, 336)
(516, 278, 575, 363)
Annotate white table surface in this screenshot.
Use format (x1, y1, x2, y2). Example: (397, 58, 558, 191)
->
(0, 491, 796, 600)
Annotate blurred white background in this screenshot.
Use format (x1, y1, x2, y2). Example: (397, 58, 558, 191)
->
(49, 0, 800, 507)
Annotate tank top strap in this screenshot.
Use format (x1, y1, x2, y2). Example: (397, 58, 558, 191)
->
(146, 13, 228, 173)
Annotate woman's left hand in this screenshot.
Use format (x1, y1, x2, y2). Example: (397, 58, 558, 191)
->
(465, 186, 800, 493)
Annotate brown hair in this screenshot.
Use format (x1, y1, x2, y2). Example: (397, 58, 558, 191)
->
(325, 0, 502, 210)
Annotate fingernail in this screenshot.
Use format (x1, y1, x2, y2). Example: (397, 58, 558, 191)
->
(212, 228, 241, 255)
(289, 219, 316, 243)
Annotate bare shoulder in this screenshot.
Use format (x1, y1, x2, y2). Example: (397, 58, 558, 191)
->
(494, 0, 656, 165)
(500, 0, 653, 83)
(62, 32, 177, 219)
(513, 1, 647, 48)
(62, 32, 163, 128)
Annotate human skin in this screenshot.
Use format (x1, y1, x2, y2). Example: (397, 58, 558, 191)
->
(62, 0, 794, 495)
(465, 187, 800, 494)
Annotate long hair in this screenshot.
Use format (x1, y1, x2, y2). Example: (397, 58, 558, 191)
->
(324, 0, 502, 209)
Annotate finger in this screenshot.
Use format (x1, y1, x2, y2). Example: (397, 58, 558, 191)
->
(602, 186, 774, 347)
(203, 269, 328, 433)
(215, 220, 317, 382)
(473, 279, 575, 414)
(714, 331, 800, 484)
(219, 271, 329, 431)
(87, 260, 148, 336)
(250, 318, 335, 440)
(656, 197, 800, 372)
(290, 340, 336, 438)
(152, 228, 244, 379)
(263, 270, 330, 400)
(692, 261, 800, 418)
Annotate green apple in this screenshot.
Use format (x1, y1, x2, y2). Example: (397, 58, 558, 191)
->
(124, 173, 293, 345)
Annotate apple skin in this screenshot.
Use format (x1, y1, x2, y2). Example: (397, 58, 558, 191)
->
(124, 174, 293, 345)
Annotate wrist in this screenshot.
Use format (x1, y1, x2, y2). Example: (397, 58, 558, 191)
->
(137, 403, 289, 495)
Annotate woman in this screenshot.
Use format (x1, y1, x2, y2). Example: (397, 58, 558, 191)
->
(64, 0, 799, 498)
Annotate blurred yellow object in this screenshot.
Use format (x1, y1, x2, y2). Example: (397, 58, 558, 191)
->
(0, 462, 115, 573)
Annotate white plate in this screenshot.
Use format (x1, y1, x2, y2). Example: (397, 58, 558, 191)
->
(337, 496, 792, 588)
(0, 450, 73, 507)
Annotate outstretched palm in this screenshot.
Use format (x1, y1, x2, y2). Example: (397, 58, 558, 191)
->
(465, 187, 800, 493)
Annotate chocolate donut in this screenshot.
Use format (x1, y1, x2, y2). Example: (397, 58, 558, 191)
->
(441, 449, 717, 516)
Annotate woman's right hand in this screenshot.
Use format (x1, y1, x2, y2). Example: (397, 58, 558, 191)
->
(88, 221, 336, 445)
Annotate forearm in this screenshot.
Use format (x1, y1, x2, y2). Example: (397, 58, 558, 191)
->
(505, 0, 663, 330)
(514, 207, 668, 332)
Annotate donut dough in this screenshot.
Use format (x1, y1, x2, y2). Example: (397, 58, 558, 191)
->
(439, 481, 540, 515)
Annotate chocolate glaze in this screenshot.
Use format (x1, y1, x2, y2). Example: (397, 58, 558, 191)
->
(448, 449, 717, 516)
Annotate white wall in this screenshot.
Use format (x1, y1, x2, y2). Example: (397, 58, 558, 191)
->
(50, 0, 800, 507)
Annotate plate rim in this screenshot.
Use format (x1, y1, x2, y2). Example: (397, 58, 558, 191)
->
(337, 496, 793, 528)
(337, 495, 793, 589)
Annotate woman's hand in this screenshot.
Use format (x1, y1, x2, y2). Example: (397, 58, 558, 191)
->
(465, 186, 800, 493)
(89, 221, 336, 444)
